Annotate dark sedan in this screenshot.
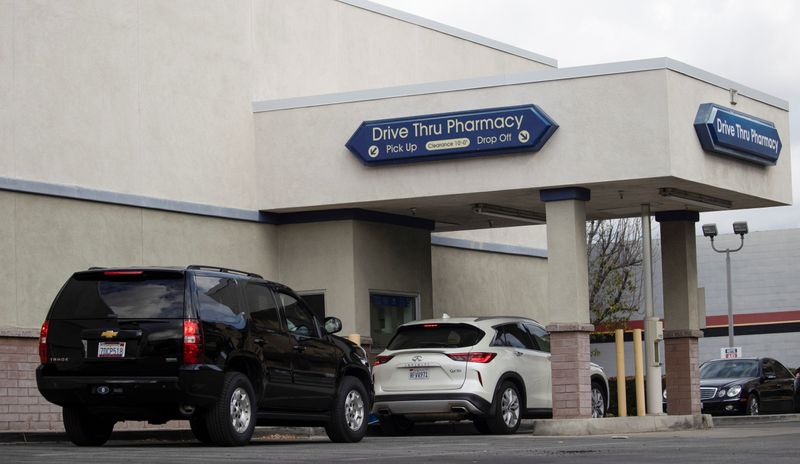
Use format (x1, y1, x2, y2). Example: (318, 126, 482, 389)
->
(698, 357, 797, 415)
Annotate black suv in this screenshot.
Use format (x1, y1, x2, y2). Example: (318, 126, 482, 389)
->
(36, 266, 373, 446)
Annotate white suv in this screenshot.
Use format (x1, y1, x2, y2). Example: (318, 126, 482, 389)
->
(371, 316, 609, 434)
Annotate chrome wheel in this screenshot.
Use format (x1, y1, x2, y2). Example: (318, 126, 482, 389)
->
(344, 390, 365, 431)
(591, 385, 605, 418)
(501, 387, 520, 428)
(229, 387, 252, 433)
(748, 395, 759, 416)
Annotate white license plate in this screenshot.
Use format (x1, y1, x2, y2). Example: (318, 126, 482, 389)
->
(409, 368, 428, 380)
(97, 341, 126, 358)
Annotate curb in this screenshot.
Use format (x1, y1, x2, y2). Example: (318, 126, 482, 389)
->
(527, 414, 713, 436)
(712, 413, 800, 426)
(0, 426, 324, 444)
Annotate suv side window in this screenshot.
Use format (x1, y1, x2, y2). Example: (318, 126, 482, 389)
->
(244, 283, 282, 332)
(524, 323, 551, 353)
(194, 275, 241, 324)
(493, 323, 536, 350)
(279, 293, 319, 338)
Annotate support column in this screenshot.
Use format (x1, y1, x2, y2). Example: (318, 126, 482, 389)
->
(655, 211, 703, 416)
(541, 187, 593, 419)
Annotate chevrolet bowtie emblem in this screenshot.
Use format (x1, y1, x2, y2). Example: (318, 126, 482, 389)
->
(100, 330, 118, 339)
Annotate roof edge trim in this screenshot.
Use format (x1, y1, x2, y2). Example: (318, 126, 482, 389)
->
(336, 0, 557, 67)
(253, 57, 789, 113)
(431, 235, 548, 258)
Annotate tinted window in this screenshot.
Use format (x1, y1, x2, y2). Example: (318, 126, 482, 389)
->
(771, 359, 793, 379)
(525, 323, 551, 353)
(492, 323, 535, 350)
(194, 275, 241, 324)
(50, 272, 184, 320)
(245, 284, 282, 331)
(387, 324, 484, 350)
(280, 293, 318, 338)
(700, 359, 759, 379)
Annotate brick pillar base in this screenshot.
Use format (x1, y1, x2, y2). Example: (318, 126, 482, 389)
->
(664, 330, 703, 415)
(546, 323, 594, 419)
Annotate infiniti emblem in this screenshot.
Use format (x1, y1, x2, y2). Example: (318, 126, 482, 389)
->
(412, 355, 423, 362)
(96, 386, 110, 395)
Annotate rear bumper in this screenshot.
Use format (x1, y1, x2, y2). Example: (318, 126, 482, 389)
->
(373, 393, 492, 417)
(36, 365, 224, 417)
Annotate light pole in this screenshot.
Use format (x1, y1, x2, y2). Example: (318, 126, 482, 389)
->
(701, 221, 748, 348)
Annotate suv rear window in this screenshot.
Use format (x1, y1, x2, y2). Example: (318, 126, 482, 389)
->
(49, 271, 185, 320)
(387, 323, 485, 350)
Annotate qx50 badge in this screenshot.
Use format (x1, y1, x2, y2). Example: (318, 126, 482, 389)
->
(100, 330, 118, 339)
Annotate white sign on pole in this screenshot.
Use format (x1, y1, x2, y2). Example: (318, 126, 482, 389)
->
(721, 347, 742, 359)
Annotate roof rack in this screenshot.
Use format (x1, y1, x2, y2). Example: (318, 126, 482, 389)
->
(186, 265, 263, 279)
(87, 266, 106, 270)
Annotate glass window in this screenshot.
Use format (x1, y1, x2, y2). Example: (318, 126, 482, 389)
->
(244, 284, 282, 332)
(762, 359, 777, 377)
(525, 323, 551, 353)
(50, 271, 185, 320)
(194, 275, 241, 324)
(299, 293, 325, 322)
(280, 293, 319, 338)
(387, 324, 484, 350)
(492, 323, 535, 350)
(370, 293, 417, 351)
(700, 359, 759, 379)
(771, 359, 793, 379)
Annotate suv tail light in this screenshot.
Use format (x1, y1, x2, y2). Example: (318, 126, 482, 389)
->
(372, 355, 394, 366)
(38, 320, 49, 364)
(182, 320, 203, 364)
(446, 352, 496, 363)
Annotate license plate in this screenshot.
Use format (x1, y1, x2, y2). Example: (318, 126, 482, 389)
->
(409, 368, 428, 380)
(97, 341, 126, 358)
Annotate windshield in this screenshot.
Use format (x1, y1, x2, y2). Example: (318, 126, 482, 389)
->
(50, 271, 185, 320)
(700, 360, 759, 379)
(387, 323, 485, 350)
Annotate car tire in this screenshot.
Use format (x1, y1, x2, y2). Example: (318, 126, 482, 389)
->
(190, 411, 213, 444)
(747, 394, 760, 416)
(378, 415, 414, 436)
(591, 381, 607, 418)
(486, 381, 522, 435)
(325, 376, 369, 443)
(205, 372, 256, 446)
(62, 407, 114, 446)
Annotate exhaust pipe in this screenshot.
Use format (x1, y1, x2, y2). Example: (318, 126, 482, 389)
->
(179, 404, 196, 416)
(377, 408, 391, 416)
(450, 406, 468, 414)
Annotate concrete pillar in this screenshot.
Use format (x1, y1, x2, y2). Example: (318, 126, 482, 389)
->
(540, 187, 594, 419)
(655, 211, 703, 415)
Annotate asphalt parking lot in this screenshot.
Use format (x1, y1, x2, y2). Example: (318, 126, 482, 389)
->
(2, 418, 799, 464)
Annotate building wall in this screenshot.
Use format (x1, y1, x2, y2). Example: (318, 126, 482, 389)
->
(251, 0, 550, 101)
(431, 245, 549, 323)
(277, 221, 358, 333)
(353, 221, 434, 338)
(0, 190, 279, 330)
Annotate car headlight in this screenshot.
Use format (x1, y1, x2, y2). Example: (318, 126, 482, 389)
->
(354, 345, 369, 366)
(726, 385, 742, 397)
(662, 389, 667, 400)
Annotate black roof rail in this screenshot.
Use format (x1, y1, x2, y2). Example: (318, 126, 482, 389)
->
(87, 266, 106, 270)
(186, 265, 263, 279)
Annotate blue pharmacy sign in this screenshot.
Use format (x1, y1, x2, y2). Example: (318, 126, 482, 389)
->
(694, 103, 782, 166)
(346, 104, 558, 165)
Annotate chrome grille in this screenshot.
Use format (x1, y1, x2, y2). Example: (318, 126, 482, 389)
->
(700, 387, 717, 400)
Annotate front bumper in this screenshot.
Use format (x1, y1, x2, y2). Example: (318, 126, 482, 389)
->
(701, 397, 748, 415)
(373, 393, 492, 418)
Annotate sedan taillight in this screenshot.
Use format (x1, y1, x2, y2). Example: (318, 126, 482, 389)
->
(447, 352, 496, 363)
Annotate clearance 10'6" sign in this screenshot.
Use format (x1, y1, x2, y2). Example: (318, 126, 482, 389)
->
(346, 104, 558, 165)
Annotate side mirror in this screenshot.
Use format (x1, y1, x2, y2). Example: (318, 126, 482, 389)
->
(324, 317, 342, 335)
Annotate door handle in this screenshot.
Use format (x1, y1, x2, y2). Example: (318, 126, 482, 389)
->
(253, 338, 265, 346)
(293, 345, 306, 352)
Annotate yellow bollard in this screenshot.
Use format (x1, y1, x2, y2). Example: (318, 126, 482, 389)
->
(614, 329, 627, 417)
(633, 328, 646, 416)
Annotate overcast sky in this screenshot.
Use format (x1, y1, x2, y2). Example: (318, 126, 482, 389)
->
(372, 0, 800, 234)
